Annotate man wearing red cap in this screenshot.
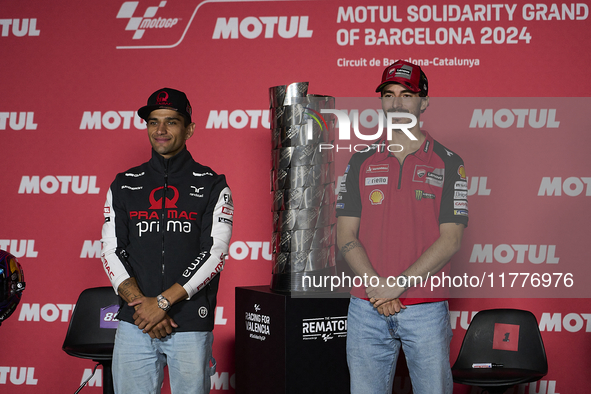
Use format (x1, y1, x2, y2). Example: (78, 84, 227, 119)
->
(336, 60, 468, 393)
(101, 88, 233, 393)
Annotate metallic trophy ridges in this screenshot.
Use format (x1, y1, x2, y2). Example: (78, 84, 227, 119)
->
(269, 82, 336, 293)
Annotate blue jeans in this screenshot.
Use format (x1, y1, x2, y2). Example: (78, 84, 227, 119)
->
(347, 297, 453, 394)
(112, 321, 216, 394)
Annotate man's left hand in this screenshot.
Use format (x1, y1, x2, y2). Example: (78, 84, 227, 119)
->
(146, 315, 178, 339)
(130, 297, 166, 333)
(365, 276, 404, 300)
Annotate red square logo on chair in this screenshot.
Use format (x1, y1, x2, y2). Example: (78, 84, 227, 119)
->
(492, 323, 520, 351)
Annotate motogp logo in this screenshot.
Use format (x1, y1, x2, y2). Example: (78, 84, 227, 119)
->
(116, 0, 192, 49)
(117, 1, 179, 40)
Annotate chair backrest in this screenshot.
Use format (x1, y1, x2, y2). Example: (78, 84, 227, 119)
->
(62, 286, 120, 361)
(452, 308, 548, 374)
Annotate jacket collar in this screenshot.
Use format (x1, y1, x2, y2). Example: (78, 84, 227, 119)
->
(373, 130, 434, 163)
(149, 146, 193, 174)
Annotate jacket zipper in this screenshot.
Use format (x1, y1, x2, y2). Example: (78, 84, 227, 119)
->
(397, 151, 416, 189)
(397, 155, 408, 190)
(161, 161, 169, 290)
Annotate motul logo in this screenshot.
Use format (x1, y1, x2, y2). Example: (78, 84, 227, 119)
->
(0, 367, 38, 385)
(470, 244, 559, 264)
(538, 177, 591, 196)
(0, 112, 37, 130)
(206, 110, 270, 129)
(228, 241, 272, 261)
(539, 312, 591, 332)
(467, 176, 490, 196)
(450, 310, 479, 330)
(211, 371, 236, 391)
(0, 19, 40, 37)
(18, 303, 76, 322)
(18, 176, 100, 194)
(212, 16, 313, 39)
(80, 240, 101, 258)
(79, 369, 104, 388)
(469, 109, 560, 128)
(79, 111, 145, 130)
(0, 240, 38, 258)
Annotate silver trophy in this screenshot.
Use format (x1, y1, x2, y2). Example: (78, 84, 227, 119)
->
(269, 82, 336, 292)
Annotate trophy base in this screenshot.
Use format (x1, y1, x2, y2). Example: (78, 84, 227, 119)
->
(235, 285, 350, 393)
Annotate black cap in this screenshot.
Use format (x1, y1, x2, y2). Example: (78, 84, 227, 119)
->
(138, 88, 192, 123)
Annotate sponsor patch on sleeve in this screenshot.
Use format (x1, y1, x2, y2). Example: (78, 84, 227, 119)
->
(455, 181, 468, 190)
(457, 165, 466, 180)
(454, 200, 468, 209)
(219, 217, 233, 225)
(454, 191, 468, 199)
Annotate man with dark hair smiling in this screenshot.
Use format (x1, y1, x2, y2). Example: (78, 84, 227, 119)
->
(336, 60, 469, 393)
(101, 88, 234, 393)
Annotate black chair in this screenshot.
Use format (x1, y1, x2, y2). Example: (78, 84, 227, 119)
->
(452, 308, 548, 394)
(63, 286, 120, 394)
